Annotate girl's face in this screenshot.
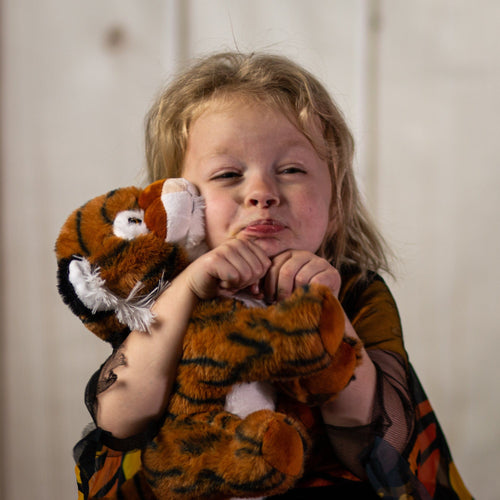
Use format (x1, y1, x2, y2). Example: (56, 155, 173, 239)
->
(183, 98, 333, 257)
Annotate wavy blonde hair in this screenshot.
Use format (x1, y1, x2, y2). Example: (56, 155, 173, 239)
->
(145, 51, 391, 276)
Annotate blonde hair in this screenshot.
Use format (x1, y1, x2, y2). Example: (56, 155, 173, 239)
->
(145, 51, 391, 276)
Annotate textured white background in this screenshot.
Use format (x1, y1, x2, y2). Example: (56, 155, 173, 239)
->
(1, 1, 498, 498)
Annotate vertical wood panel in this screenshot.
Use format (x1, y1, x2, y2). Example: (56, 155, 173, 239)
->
(376, 2, 500, 497)
(0, 1, 176, 498)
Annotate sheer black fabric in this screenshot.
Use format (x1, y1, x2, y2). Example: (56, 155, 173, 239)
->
(326, 350, 414, 479)
(86, 344, 127, 421)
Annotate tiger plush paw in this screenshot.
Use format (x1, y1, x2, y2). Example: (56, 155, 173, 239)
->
(266, 282, 362, 400)
(277, 289, 362, 406)
(141, 409, 309, 500)
(278, 337, 362, 406)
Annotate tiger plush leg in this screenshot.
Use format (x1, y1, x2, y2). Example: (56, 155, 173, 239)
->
(178, 284, 348, 391)
(277, 336, 362, 405)
(141, 410, 309, 500)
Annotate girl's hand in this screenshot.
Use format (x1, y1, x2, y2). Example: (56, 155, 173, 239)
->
(263, 250, 341, 303)
(184, 238, 271, 300)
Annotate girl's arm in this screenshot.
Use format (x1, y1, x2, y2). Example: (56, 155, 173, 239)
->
(320, 319, 377, 427)
(96, 238, 270, 439)
(96, 269, 198, 439)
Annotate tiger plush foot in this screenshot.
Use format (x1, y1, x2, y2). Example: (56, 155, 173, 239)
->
(278, 335, 362, 406)
(277, 291, 362, 406)
(141, 410, 309, 500)
(272, 285, 362, 405)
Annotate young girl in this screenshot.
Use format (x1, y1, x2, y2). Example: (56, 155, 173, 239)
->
(75, 52, 472, 499)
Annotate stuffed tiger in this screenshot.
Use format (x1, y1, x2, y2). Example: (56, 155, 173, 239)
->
(56, 178, 360, 499)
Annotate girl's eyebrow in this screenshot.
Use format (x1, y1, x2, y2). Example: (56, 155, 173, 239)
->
(203, 150, 238, 162)
(201, 135, 317, 163)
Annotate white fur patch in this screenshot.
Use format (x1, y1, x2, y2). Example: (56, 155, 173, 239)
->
(68, 257, 169, 332)
(224, 381, 277, 419)
(113, 209, 149, 240)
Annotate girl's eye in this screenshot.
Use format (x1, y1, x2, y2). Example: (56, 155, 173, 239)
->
(212, 171, 241, 180)
(280, 165, 306, 175)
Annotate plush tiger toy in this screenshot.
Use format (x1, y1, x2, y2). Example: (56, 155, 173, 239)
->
(55, 178, 360, 499)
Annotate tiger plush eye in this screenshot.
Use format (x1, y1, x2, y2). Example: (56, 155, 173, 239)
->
(113, 209, 150, 240)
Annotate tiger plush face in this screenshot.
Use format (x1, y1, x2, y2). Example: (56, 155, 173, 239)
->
(55, 179, 204, 347)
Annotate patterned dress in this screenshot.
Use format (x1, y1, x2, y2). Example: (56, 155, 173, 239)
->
(74, 267, 473, 499)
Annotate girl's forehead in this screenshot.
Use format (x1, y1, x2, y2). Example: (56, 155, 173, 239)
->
(190, 94, 324, 145)
(191, 93, 282, 122)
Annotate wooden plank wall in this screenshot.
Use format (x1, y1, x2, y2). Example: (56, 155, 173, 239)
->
(1, 1, 498, 498)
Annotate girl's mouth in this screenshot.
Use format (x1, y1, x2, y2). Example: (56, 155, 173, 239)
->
(242, 219, 286, 235)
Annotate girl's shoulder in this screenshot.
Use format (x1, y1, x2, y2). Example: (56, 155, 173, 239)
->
(339, 265, 406, 360)
(339, 265, 392, 314)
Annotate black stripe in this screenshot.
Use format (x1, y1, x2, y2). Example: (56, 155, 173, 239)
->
(244, 318, 319, 337)
(76, 209, 90, 256)
(142, 246, 180, 282)
(101, 190, 118, 225)
(200, 372, 242, 387)
(227, 332, 273, 354)
(96, 240, 130, 268)
(171, 468, 224, 494)
(175, 389, 226, 406)
(235, 427, 261, 448)
(220, 414, 232, 429)
(284, 352, 330, 367)
(170, 466, 285, 496)
(94, 466, 121, 497)
(235, 446, 260, 457)
(180, 431, 222, 455)
(179, 357, 228, 368)
(227, 468, 284, 492)
(141, 463, 183, 488)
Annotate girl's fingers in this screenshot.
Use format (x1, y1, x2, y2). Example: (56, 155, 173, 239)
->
(264, 251, 341, 303)
(222, 239, 270, 284)
(264, 251, 296, 302)
(202, 239, 271, 296)
(295, 259, 340, 291)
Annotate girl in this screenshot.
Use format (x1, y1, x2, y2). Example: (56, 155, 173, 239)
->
(75, 52, 472, 499)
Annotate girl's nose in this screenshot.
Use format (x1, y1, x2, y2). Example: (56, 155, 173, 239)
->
(245, 175, 280, 208)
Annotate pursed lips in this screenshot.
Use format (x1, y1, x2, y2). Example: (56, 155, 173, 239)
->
(239, 219, 287, 235)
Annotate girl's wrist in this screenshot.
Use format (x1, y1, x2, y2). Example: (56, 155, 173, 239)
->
(150, 271, 199, 331)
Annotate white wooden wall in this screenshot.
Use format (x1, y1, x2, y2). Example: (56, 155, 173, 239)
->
(1, 1, 498, 498)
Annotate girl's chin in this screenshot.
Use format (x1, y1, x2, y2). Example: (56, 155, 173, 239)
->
(251, 237, 286, 257)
